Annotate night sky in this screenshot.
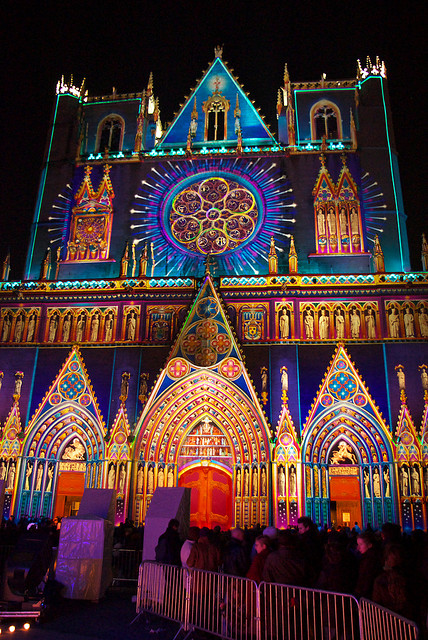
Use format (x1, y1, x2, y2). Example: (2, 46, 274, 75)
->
(2, 2, 426, 279)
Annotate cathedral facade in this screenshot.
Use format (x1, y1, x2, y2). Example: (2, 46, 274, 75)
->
(0, 49, 427, 532)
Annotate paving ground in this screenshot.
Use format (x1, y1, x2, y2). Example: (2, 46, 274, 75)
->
(0, 586, 195, 640)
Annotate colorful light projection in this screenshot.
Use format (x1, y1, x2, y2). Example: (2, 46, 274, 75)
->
(130, 157, 295, 276)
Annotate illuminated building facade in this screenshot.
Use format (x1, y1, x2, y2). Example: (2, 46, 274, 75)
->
(1, 49, 427, 531)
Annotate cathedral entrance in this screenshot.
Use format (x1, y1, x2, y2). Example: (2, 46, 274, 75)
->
(179, 464, 232, 530)
(54, 470, 85, 518)
(329, 474, 361, 529)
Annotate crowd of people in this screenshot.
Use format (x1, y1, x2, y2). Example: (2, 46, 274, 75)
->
(155, 517, 428, 631)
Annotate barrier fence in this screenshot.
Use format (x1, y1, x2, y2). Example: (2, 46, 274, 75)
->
(359, 598, 419, 640)
(136, 561, 420, 640)
(111, 548, 142, 584)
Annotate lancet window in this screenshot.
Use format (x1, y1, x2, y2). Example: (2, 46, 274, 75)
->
(96, 116, 124, 153)
(203, 93, 229, 142)
(310, 101, 342, 141)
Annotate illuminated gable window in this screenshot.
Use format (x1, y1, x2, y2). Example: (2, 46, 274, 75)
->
(310, 101, 342, 141)
(96, 116, 124, 153)
(203, 93, 229, 142)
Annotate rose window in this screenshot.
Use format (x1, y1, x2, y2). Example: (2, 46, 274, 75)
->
(169, 177, 259, 255)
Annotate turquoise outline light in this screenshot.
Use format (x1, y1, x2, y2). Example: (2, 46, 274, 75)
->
(294, 87, 354, 147)
(25, 95, 60, 279)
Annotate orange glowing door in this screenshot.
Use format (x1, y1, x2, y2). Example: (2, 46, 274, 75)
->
(179, 466, 232, 530)
(54, 471, 85, 518)
(329, 475, 362, 528)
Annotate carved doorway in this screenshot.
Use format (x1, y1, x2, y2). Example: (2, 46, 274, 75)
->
(179, 464, 232, 530)
(54, 470, 85, 518)
(329, 475, 362, 529)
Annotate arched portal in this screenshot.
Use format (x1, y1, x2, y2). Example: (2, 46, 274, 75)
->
(302, 405, 395, 529)
(134, 370, 271, 528)
(19, 403, 105, 519)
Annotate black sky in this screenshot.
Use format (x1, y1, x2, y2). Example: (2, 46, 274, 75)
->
(2, 1, 426, 279)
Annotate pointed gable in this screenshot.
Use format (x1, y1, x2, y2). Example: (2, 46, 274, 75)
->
(274, 402, 300, 463)
(312, 155, 336, 201)
(421, 393, 428, 463)
(23, 347, 106, 459)
(107, 403, 131, 460)
(302, 344, 393, 464)
(160, 56, 276, 148)
(395, 400, 421, 463)
(0, 403, 23, 458)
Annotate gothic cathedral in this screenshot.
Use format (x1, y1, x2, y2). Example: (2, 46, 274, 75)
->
(1, 49, 427, 532)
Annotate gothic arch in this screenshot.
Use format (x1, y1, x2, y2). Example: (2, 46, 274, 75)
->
(310, 100, 343, 140)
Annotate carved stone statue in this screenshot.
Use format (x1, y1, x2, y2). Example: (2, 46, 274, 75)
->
(319, 309, 329, 339)
(48, 314, 58, 343)
(304, 310, 314, 339)
(365, 308, 376, 338)
(157, 466, 164, 487)
(118, 465, 126, 493)
(279, 308, 289, 339)
(62, 314, 71, 342)
(236, 469, 241, 496)
(167, 466, 174, 487)
(278, 466, 285, 496)
(317, 208, 326, 236)
(419, 307, 428, 338)
(127, 313, 136, 341)
(147, 466, 154, 494)
(1, 314, 11, 342)
(90, 313, 100, 342)
(350, 207, 359, 235)
(403, 307, 415, 338)
(373, 467, 381, 498)
(383, 467, 390, 497)
(27, 314, 36, 342)
(261, 467, 267, 495)
(46, 465, 54, 492)
(14, 315, 24, 343)
(244, 467, 249, 496)
(137, 465, 143, 493)
(339, 207, 348, 235)
(289, 466, 296, 497)
(281, 367, 288, 392)
(35, 463, 43, 491)
(105, 313, 113, 341)
(411, 465, 420, 495)
(350, 309, 360, 338)
(327, 208, 336, 235)
(364, 468, 370, 498)
(7, 462, 16, 490)
(25, 462, 33, 490)
(108, 464, 116, 489)
(400, 466, 409, 496)
(252, 467, 258, 496)
(396, 366, 405, 391)
(389, 307, 400, 338)
(335, 310, 345, 339)
(76, 315, 85, 341)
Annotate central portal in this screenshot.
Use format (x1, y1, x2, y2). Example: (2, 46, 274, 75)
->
(329, 474, 362, 528)
(179, 465, 232, 530)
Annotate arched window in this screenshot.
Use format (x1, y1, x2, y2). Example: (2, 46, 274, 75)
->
(96, 115, 124, 153)
(203, 93, 229, 142)
(310, 101, 342, 141)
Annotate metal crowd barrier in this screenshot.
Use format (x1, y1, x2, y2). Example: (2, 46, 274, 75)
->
(111, 548, 143, 585)
(260, 581, 360, 640)
(135, 561, 420, 640)
(359, 598, 419, 640)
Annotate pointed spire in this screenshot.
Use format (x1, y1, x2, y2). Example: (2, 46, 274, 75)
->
(119, 371, 130, 404)
(13, 371, 24, 402)
(288, 236, 298, 274)
(350, 108, 357, 150)
(268, 237, 278, 274)
(283, 63, 290, 86)
(40, 247, 51, 281)
(120, 242, 129, 278)
(189, 96, 198, 138)
(131, 242, 137, 277)
(1, 252, 10, 281)
(139, 243, 148, 278)
(422, 233, 428, 271)
(373, 235, 385, 273)
(54, 245, 62, 280)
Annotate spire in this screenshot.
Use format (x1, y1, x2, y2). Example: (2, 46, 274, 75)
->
(268, 237, 278, 274)
(120, 242, 129, 278)
(350, 108, 357, 150)
(288, 236, 298, 274)
(139, 243, 148, 278)
(1, 252, 10, 281)
(422, 233, 428, 271)
(373, 235, 385, 273)
(189, 96, 198, 137)
(40, 247, 51, 281)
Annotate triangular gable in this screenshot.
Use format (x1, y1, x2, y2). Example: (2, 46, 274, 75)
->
(25, 346, 106, 438)
(74, 165, 115, 210)
(0, 403, 22, 458)
(394, 401, 421, 463)
(312, 155, 335, 201)
(336, 158, 359, 200)
(302, 344, 391, 444)
(107, 403, 131, 461)
(134, 274, 272, 453)
(274, 402, 300, 463)
(160, 56, 276, 148)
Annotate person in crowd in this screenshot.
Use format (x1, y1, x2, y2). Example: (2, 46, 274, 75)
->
(372, 543, 412, 618)
(155, 518, 181, 566)
(246, 535, 271, 584)
(187, 527, 221, 572)
(181, 526, 200, 569)
(262, 530, 305, 586)
(223, 527, 249, 577)
(354, 532, 382, 599)
(297, 516, 323, 586)
(316, 537, 357, 593)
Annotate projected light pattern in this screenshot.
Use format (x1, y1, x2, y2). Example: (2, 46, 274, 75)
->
(170, 177, 258, 255)
(360, 171, 387, 245)
(47, 183, 74, 249)
(130, 158, 295, 277)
